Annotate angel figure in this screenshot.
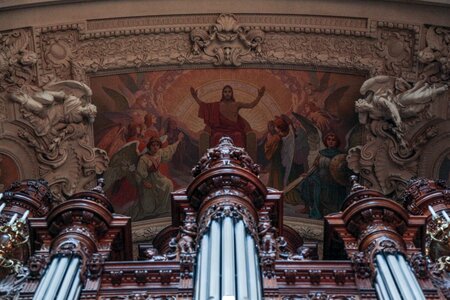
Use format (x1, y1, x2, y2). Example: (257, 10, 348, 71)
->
(264, 116, 295, 189)
(293, 72, 350, 133)
(293, 132, 349, 219)
(10, 80, 96, 137)
(356, 75, 448, 145)
(95, 73, 168, 157)
(264, 113, 321, 193)
(103, 133, 183, 221)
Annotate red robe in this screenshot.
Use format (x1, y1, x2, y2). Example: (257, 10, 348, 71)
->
(198, 102, 247, 147)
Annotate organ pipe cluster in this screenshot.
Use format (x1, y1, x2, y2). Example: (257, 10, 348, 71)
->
(33, 254, 82, 300)
(194, 216, 262, 300)
(374, 252, 425, 300)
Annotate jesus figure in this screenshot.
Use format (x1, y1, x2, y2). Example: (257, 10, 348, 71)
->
(190, 85, 265, 147)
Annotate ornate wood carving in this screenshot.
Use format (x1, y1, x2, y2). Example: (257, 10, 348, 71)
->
(326, 180, 426, 266)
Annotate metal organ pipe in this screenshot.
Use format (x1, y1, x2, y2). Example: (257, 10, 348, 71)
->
(55, 257, 81, 300)
(375, 254, 402, 300)
(193, 216, 263, 300)
(198, 232, 210, 300)
(33, 255, 82, 300)
(209, 220, 221, 300)
(386, 254, 415, 300)
(398, 255, 426, 300)
(221, 216, 236, 298)
(33, 256, 60, 300)
(235, 220, 249, 300)
(189, 138, 267, 300)
(374, 253, 426, 300)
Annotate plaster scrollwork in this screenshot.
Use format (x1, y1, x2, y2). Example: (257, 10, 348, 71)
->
(37, 29, 79, 84)
(74, 34, 190, 74)
(183, 14, 265, 66)
(0, 29, 37, 93)
(374, 28, 416, 77)
(418, 26, 450, 82)
(8, 80, 108, 200)
(262, 33, 385, 75)
(0, 29, 37, 121)
(348, 74, 448, 196)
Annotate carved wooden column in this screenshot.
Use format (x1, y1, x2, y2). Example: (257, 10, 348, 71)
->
(326, 176, 437, 299)
(21, 180, 132, 300)
(187, 136, 267, 300)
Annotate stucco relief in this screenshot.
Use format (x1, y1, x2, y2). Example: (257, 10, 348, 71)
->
(418, 25, 450, 82)
(7, 80, 108, 200)
(0, 13, 448, 237)
(29, 14, 422, 78)
(183, 14, 265, 66)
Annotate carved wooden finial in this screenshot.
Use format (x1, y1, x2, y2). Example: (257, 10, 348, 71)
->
(191, 135, 260, 177)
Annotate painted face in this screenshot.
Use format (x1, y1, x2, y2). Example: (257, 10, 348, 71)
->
(325, 134, 338, 148)
(222, 86, 233, 101)
(149, 142, 161, 155)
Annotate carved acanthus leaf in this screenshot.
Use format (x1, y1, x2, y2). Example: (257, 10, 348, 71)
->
(184, 14, 265, 66)
(418, 26, 450, 83)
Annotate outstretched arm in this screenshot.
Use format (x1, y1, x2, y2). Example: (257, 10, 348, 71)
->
(239, 86, 266, 109)
(190, 87, 204, 106)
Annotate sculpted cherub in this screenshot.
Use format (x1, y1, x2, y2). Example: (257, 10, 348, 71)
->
(10, 80, 96, 137)
(355, 75, 448, 145)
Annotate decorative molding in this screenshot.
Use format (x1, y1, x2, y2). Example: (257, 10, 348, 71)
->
(183, 13, 265, 66)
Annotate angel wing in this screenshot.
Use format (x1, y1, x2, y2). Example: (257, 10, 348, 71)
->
(96, 123, 128, 157)
(119, 73, 140, 94)
(103, 141, 139, 192)
(308, 72, 332, 93)
(324, 86, 350, 119)
(281, 127, 295, 187)
(291, 111, 323, 170)
(44, 80, 92, 99)
(102, 87, 131, 111)
(360, 75, 396, 95)
(344, 124, 364, 151)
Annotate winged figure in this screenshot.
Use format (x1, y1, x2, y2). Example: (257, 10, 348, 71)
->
(103, 133, 183, 220)
(10, 80, 96, 137)
(356, 75, 448, 144)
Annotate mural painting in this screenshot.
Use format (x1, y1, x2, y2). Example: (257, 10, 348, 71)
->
(439, 152, 450, 185)
(0, 154, 20, 192)
(91, 69, 366, 221)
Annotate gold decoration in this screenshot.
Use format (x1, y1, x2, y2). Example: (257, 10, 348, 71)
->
(0, 202, 29, 274)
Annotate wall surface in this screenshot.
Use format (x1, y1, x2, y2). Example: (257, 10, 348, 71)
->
(1, 0, 450, 30)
